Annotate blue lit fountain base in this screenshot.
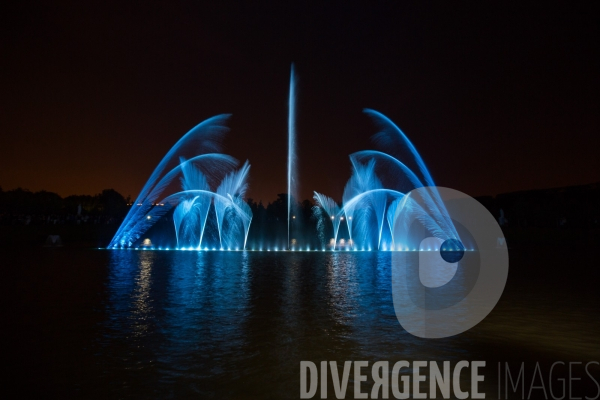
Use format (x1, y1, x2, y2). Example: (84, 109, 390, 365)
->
(101, 247, 475, 252)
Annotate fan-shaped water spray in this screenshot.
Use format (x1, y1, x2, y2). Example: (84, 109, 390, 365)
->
(109, 115, 252, 250)
(313, 110, 459, 250)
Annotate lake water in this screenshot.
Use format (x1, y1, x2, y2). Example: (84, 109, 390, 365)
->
(4, 248, 600, 399)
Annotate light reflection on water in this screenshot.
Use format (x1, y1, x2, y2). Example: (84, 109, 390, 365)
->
(99, 251, 599, 398)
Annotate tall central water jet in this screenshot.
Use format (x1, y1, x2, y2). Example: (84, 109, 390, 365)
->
(287, 64, 297, 249)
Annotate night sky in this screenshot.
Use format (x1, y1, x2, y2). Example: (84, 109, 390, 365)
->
(2, 2, 598, 203)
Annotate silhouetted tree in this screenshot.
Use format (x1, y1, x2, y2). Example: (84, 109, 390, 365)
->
(98, 189, 128, 218)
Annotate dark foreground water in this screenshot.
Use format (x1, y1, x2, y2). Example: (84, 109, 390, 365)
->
(4, 248, 600, 399)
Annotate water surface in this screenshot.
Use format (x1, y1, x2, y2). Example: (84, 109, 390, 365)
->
(4, 248, 599, 398)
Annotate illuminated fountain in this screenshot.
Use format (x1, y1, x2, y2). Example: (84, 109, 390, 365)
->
(109, 115, 252, 250)
(313, 109, 458, 251)
(287, 64, 297, 250)
(108, 66, 457, 252)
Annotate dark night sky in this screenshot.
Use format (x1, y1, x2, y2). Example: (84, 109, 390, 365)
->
(1, 1, 598, 203)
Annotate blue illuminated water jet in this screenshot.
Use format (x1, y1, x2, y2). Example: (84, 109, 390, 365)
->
(313, 110, 459, 251)
(109, 115, 253, 250)
(287, 64, 297, 250)
(107, 67, 458, 253)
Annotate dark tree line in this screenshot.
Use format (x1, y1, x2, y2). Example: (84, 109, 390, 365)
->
(475, 182, 600, 229)
(0, 187, 326, 247)
(4, 181, 595, 246)
(245, 194, 323, 249)
(0, 187, 129, 226)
